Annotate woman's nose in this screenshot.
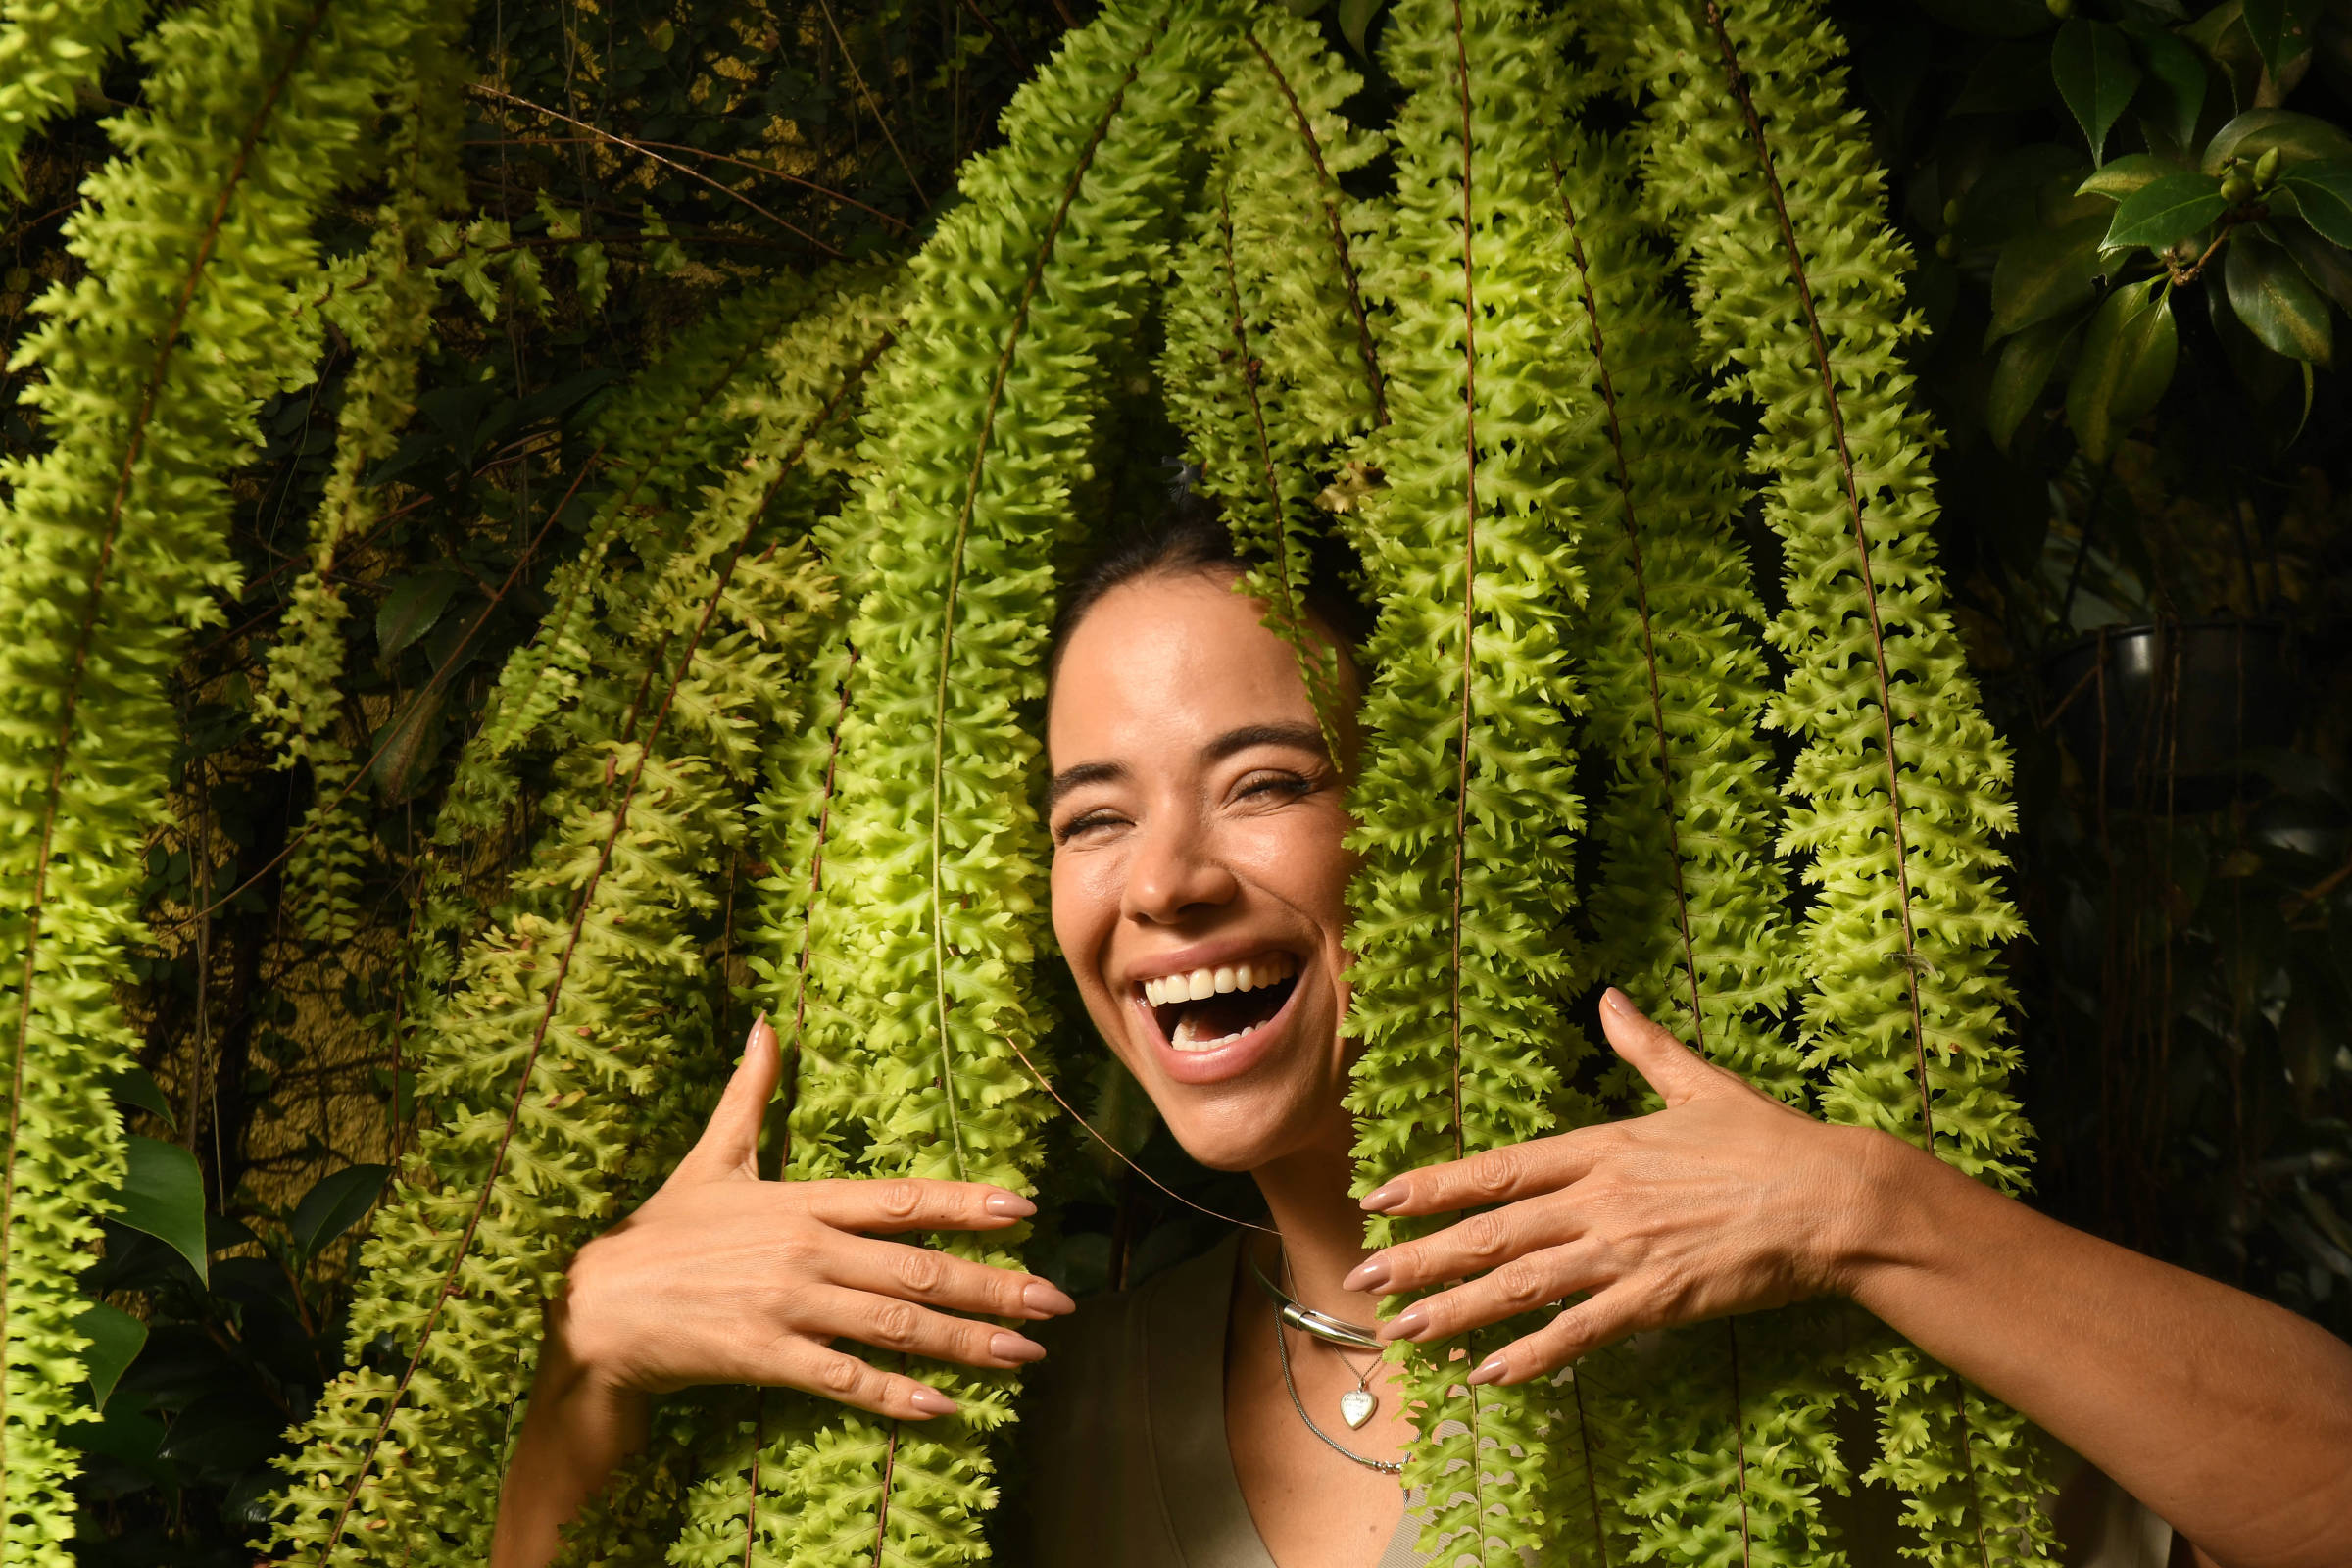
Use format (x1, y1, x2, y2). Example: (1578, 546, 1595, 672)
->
(1121, 817, 1240, 923)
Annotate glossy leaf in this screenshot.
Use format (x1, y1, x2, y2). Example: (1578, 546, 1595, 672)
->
(2202, 109, 2352, 175)
(2279, 220, 2352, 311)
(374, 571, 464, 664)
(366, 685, 447, 801)
(76, 1302, 146, 1414)
(105, 1064, 176, 1131)
(2227, 229, 2333, 364)
(117, 1135, 209, 1284)
(2078, 154, 2187, 202)
(2052, 19, 2142, 164)
(1989, 214, 2110, 339)
(288, 1163, 390, 1257)
(2125, 24, 2207, 151)
(2279, 162, 2352, 247)
(2241, 0, 2315, 78)
(1989, 309, 2087, 450)
(2067, 281, 2178, 461)
(2103, 172, 2227, 249)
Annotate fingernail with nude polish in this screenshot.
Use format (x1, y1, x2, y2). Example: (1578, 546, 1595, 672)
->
(1602, 986, 1633, 1016)
(984, 1191, 1038, 1218)
(1466, 1354, 1508, 1388)
(908, 1386, 958, 1417)
(1343, 1258, 1391, 1293)
(1022, 1279, 1077, 1317)
(749, 1011, 772, 1044)
(1383, 1304, 1430, 1342)
(991, 1332, 1047, 1365)
(1359, 1183, 1403, 1213)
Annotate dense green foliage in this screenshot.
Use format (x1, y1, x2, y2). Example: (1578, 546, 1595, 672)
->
(5, 0, 2349, 1562)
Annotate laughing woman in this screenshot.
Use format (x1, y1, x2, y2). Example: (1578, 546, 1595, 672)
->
(491, 517, 2352, 1568)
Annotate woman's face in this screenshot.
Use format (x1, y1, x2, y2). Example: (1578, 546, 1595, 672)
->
(1047, 569, 1357, 1174)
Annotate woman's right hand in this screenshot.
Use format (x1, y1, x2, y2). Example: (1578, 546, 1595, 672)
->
(550, 1012, 1076, 1422)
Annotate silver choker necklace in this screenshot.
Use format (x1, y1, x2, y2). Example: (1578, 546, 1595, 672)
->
(1250, 1250, 1401, 1475)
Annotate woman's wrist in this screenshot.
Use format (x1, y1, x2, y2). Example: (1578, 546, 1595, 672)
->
(1807, 1122, 1949, 1304)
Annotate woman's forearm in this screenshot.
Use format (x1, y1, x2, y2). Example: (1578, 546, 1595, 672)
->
(490, 1332, 651, 1568)
(1840, 1130, 2352, 1568)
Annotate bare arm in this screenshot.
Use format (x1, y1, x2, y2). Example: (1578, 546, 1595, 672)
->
(1348, 989, 2352, 1568)
(488, 1016, 1073, 1568)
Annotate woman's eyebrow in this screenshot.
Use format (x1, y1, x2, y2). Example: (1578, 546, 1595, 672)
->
(1203, 721, 1329, 764)
(1045, 760, 1125, 812)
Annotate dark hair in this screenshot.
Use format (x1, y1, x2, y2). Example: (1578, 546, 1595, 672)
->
(1045, 485, 1373, 690)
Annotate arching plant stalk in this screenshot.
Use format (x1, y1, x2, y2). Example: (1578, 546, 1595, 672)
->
(1591, 0, 2055, 1561)
(268, 279, 897, 1564)
(1339, 0, 1592, 1557)
(0, 0, 461, 1549)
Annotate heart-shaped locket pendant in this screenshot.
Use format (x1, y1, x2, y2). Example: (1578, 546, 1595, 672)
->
(1339, 1388, 1377, 1430)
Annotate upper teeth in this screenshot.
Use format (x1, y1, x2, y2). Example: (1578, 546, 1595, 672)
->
(1141, 953, 1297, 1008)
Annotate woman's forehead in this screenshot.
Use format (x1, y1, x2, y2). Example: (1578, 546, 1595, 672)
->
(1046, 573, 1315, 762)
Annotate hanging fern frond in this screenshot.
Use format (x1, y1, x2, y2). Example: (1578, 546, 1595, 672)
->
(1160, 4, 1387, 749)
(1591, 0, 2054, 1561)
(252, 22, 472, 946)
(0, 0, 462, 1550)
(267, 280, 895, 1564)
(0, 0, 153, 199)
(1538, 111, 1852, 1567)
(1338, 0, 1593, 1557)
(732, 4, 1237, 1560)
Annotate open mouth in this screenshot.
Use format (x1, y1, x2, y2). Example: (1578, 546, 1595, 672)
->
(1139, 954, 1300, 1053)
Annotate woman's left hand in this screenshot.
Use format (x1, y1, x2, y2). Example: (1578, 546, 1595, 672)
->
(1344, 987, 1888, 1388)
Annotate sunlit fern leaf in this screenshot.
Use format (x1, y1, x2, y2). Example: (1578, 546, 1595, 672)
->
(1586, 0, 2055, 1561)
(0, 0, 466, 1551)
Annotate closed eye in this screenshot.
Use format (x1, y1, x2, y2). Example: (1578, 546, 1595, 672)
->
(1054, 808, 1126, 844)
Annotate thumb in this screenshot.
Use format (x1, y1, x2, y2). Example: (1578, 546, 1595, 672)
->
(677, 1012, 783, 1182)
(1599, 988, 1722, 1109)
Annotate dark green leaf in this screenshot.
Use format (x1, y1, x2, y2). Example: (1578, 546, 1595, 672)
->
(2279, 162, 2352, 247)
(2077, 153, 2187, 200)
(2226, 229, 2333, 363)
(290, 1163, 391, 1257)
(1989, 310, 2089, 451)
(367, 686, 448, 802)
(157, 1390, 282, 1472)
(374, 573, 464, 665)
(116, 1135, 208, 1285)
(76, 1301, 146, 1414)
(2278, 221, 2352, 312)
(2053, 20, 2143, 163)
(2183, 4, 2263, 112)
(2103, 172, 2228, 248)
(2201, 110, 2352, 175)
(2241, 0, 2314, 78)
(105, 1065, 175, 1131)
(2067, 281, 2178, 461)
(2125, 24, 2208, 150)
(1990, 214, 2111, 339)
(1337, 0, 1381, 55)
(1953, 145, 2093, 250)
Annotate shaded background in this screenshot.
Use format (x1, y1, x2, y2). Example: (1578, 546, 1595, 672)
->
(4, 0, 2346, 1556)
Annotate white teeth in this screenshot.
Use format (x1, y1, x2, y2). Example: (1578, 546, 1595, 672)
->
(1139, 954, 1296, 1015)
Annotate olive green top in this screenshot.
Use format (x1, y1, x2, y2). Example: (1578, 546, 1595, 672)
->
(1005, 1234, 2180, 1568)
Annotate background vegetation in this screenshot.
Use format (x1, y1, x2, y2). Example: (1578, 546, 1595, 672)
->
(2, 0, 2347, 1558)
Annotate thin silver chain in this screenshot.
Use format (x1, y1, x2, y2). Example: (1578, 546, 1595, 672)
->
(1270, 1289, 1403, 1475)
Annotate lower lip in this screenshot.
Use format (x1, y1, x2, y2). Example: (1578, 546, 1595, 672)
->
(1136, 975, 1304, 1086)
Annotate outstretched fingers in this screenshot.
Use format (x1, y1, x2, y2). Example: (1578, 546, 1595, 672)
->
(1463, 1282, 1653, 1388)
(760, 1341, 965, 1421)
(1359, 1131, 1604, 1219)
(1374, 1241, 1610, 1347)
(791, 1176, 1038, 1235)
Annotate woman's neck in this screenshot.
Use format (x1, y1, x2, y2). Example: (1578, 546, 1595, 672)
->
(1249, 1137, 1377, 1323)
